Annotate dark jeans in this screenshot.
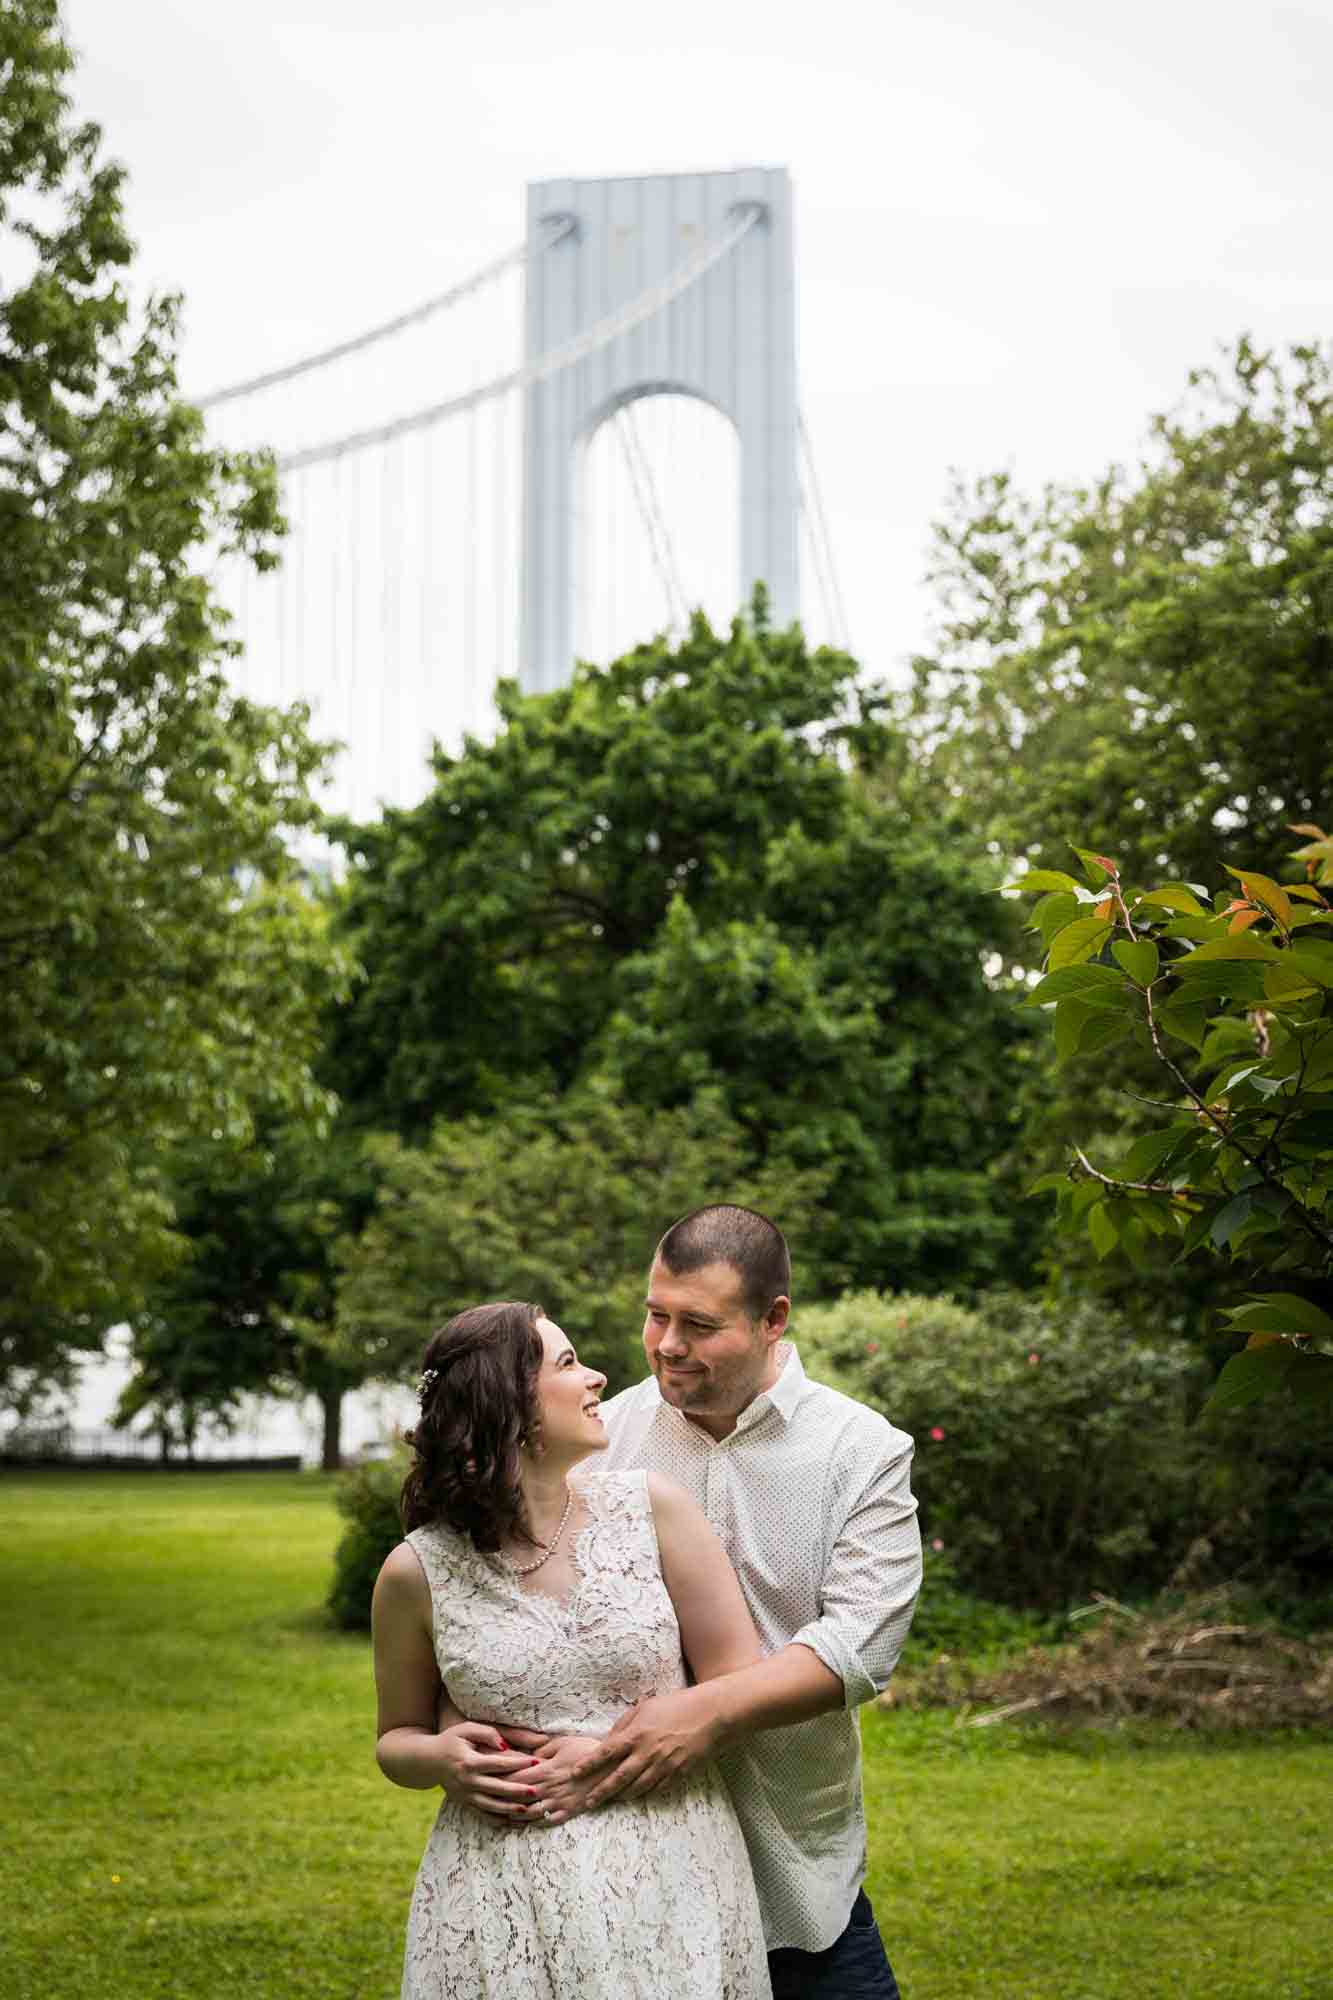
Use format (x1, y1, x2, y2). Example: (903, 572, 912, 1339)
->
(767, 1891, 902, 2000)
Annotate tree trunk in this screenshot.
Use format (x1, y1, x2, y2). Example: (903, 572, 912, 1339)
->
(319, 1385, 344, 1472)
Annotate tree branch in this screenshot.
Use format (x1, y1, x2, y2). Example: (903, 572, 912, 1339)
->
(1071, 1146, 1189, 1198)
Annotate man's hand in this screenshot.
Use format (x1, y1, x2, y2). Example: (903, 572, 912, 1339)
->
(434, 1720, 550, 1818)
(514, 1734, 605, 1825)
(531, 1688, 723, 1813)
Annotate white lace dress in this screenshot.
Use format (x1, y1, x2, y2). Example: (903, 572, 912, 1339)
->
(401, 1467, 771, 2000)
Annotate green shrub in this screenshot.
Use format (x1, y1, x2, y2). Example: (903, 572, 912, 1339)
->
(796, 1290, 1210, 1609)
(899, 1550, 1060, 1664)
(328, 1453, 407, 1631)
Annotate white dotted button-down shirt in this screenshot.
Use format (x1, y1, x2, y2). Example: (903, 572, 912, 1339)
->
(601, 1341, 922, 1953)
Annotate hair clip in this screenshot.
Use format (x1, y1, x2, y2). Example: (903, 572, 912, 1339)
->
(417, 1366, 440, 1397)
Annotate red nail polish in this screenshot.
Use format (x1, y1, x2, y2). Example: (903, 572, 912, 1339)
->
(495, 1735, 510, 1750)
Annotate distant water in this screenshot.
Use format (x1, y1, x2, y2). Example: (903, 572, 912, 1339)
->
(39, 1327, 418, 1466)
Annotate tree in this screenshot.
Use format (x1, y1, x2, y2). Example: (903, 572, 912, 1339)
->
(909, 339, 1333, 892)
(0, 3, 351, 1401)
(328, 608, 1031, 1297)
(116, 1124, 373, 1468)
(333, 1088, 828, 1393)
(1010, 834, 1333, 1415)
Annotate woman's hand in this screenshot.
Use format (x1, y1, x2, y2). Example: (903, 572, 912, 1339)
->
(515, 1734, 607, 1825)
(434, 1720, 552, 1817)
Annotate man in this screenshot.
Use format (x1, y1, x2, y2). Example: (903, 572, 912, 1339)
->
(440, 1205, 922, 1999)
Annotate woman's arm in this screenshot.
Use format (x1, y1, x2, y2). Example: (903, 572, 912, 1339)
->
(371, 1543, 543, 1811)
(646, 1472, 764, 1681)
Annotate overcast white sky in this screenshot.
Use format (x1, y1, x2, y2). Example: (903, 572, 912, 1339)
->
(59, 0, 1333, 684)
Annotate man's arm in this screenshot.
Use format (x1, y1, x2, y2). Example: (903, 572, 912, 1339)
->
(534, 1642, 842, 1815)
(534, 1430, 921, 1815)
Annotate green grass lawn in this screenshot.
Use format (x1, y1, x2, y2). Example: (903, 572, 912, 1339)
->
(2, 1470, 1329, 2000)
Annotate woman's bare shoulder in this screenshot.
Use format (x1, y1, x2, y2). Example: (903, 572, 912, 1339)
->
(376, 1538, 429, 1598)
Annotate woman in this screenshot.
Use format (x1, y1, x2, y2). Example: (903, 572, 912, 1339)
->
(372, 1299, 772, 2000)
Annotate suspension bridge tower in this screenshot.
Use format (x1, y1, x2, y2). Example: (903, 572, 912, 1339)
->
(199, 166, 844, 819)
(520, 167, 799, 694)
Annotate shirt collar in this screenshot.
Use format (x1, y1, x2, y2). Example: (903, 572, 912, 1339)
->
(641, 1339, 808, 1439)
(735, 1339, 805, 1431)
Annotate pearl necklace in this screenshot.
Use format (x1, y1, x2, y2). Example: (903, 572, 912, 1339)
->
(505, 1486, 574, 1576)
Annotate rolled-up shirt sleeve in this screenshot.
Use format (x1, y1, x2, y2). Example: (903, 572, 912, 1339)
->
(788, 1431, 922, 1708)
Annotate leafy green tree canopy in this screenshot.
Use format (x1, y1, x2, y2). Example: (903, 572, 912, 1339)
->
(118, 1123, 374, 1467)
(910, 339, 1333, 890)
(333, 1087, 828, 1393)
(329, 608, 1029, 1296)
(1, 2, 350, 1402)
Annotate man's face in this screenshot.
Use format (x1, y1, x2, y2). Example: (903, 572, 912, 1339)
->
(642, 1256, 788, 1440)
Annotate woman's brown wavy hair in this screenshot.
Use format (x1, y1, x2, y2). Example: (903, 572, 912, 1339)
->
(400, 1301, 545, 1550)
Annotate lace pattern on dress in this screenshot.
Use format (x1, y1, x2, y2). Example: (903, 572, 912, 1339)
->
(399, 1469, 771, 2000)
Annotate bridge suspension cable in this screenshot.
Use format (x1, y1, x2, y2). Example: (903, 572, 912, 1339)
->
(276, 200, 766, 473)
(195, 215, 576, 411)
(614, 402, 689, 633)
(798, 408, 852, 654)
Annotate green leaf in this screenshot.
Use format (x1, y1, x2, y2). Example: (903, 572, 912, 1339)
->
(1301, 1030, 1333, 1086)
(1288, 1353, 1333, 1407)
(1118, 1128, 1190, 1182)
(1204, 1342, 1298, 1415)
(1210, 1193, 1253, 1248)
(1166, 959, 1272, 1005)
(1054, 1000, 1132, 1064)
(1222, 865, 1293, 928)
(1134, 1197, 1176, 1237)
(1055, 1000, 1096, 1063)
(1048, 917, 1113, 971)
(1176, 1201, 1220, 1261)
(1069, 845, 1115, 886)
(1223, 1294, 1333, 1340)
(1078, 1012, 1133, 1060)
(1032, 892, 1082, 947)
(1137, 884, 1207, 918)
(1227, 1206, 1286, 1252)
(1003, 869, 1082, 895)
(1151, 995, 1210, 1050)
(1280, 1110, 1333, 1154)
(1157, 917, 1216, 943)
(1286, 942, 1333, 988)
(1204, 1060, 1260, 1106)
(1199, 1020, 1262, 1065)
(1263, 962, 1322, 1004)
(1026, 963, 1127, 1008)
(1112, 938, 1159, 986)
(1087, 1202, 1120, 1258)
(1176, 933, 1283, 964)
(1026, 1171, 1070, 1197)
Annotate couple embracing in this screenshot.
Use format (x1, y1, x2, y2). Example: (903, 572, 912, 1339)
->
(373, 1204, 922, 1999)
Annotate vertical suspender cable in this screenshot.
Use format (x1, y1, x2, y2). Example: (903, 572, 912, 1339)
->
(380, 437, 403, 808)
(418, 423, 435, 795)
(798, 410, 852, 654)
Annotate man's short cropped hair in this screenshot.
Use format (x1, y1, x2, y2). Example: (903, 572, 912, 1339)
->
(654, 1204, 791, 1321)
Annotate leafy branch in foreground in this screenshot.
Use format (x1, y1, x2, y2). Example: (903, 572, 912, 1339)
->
(1013, 825, 1333, 1414)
